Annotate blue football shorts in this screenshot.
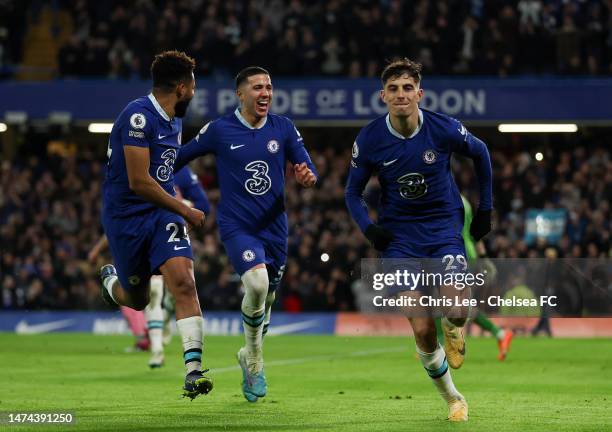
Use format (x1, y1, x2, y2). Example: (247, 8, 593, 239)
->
(223, 233, 287, 292)
(102, 208, 193, 292)
(380, 214, 468, 294)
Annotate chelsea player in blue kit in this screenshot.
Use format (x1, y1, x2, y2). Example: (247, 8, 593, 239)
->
(345, 59, 492, 422)
(146, 165, 211, 368)
(100, 51, 212, 399)
(88, 166, 210, 369)
(174, 66, 317, 402)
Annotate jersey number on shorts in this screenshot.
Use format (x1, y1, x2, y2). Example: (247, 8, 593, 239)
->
(442, 254, 467, 271)
(166, 222, 190, 246)
(244, 160, 272, 195)
(397, 172, 427, 199)
(157, 149, 177, 182)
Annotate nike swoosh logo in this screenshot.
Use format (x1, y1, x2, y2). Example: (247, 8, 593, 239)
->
(267, 319, 321, 335)
(15, 319, 75, 334)
(158, 134, 167, 139)
(383, 159, 398, 166)
(174, 245, 189, 250)
(230, 144, 245, 150)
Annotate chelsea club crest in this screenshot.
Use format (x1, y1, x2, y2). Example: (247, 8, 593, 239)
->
(242, 250, 255, 262)
(422, 149, 437, 164)
(267, 140, 279, 153)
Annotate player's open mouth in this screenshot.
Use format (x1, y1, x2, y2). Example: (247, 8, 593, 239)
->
(257, 100, 269, 108)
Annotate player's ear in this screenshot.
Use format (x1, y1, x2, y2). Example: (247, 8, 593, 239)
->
(178, 79, 191, 98)
(175, 83, 184, 99)
(380, 89, 386, 103)
(416, 87, 424, 102)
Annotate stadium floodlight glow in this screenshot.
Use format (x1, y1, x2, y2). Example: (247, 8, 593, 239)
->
(0, 123, 6, 133)
(535, 152, 544, 161)
(88, 123, 114, 133)
(320, 253, 330, 262)
(497, 124, 578, 133)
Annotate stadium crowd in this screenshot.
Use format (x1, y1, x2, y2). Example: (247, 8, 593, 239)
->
(1, 135, 610, 311)
(1, 0, 612, 79)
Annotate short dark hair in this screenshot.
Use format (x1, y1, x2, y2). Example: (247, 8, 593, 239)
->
(381, 58, 422, 86)
(150, 50, 195, 91)
(235, 66, 270, 89)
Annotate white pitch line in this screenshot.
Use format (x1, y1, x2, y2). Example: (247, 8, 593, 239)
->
(208, 346, 408, 374)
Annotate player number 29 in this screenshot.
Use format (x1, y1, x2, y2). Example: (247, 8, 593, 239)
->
(442, 254, 467, 271)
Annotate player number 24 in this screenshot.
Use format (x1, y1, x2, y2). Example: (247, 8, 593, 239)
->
(166, 223, 190, 246)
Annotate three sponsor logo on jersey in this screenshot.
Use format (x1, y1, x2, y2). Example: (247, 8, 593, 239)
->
(157, 149, 176, 182)
(396, 150, 435, 199)
(234, 139, 280, 195)
(352, 140, 435, 199)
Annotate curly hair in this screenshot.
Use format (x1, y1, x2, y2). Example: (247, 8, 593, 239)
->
(150, 50, 195, 91)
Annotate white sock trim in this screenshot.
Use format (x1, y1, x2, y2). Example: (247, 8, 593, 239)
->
(103, 276, 118, 303)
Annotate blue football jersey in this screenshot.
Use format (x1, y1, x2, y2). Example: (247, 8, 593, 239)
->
(103, 94, 182, 217)
(345, 109, 492, 234)
(175, 109, 316, 242)
(173, 166, 210, 214)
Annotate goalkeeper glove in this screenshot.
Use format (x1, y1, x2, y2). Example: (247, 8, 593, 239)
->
(365, 224, 394, 251)
(470, 209, 492, 242)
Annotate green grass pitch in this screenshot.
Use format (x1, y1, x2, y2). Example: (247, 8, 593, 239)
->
(0, 333, 609, 431)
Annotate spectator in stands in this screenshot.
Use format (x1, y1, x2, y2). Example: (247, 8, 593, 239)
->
(6, 0, 601, 80)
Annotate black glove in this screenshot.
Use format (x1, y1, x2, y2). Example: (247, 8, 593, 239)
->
(365, 224, 395, 251)
(470, 209, 492, 242)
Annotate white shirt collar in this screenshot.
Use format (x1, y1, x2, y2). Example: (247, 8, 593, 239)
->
(385, 109, 423, 139)
(234, 108, 267, 129)
(148, 93, 171, 121)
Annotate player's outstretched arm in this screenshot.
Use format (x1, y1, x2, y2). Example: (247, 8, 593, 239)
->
(175, 167, 211, 214)
(124, 145, 204, 228)
(175, 122, 216, 172)
(184, 179, 211, 214)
